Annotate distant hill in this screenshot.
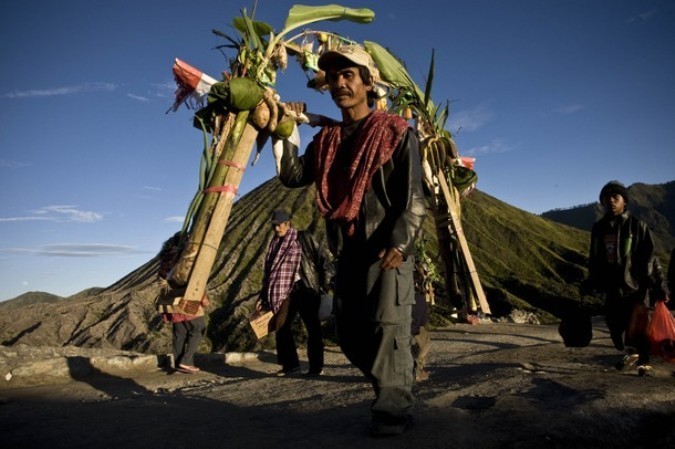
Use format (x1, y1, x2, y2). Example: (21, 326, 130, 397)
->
(0, 291, 63, 310)
(540, 203, 597, 233)
(541, 180, 675, 260)
(2, 178, 670, 354)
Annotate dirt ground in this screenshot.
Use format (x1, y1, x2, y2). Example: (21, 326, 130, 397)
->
(1, 318, 674, 449)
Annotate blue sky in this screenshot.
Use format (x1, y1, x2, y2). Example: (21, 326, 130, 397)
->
(1, 0, 674, 301)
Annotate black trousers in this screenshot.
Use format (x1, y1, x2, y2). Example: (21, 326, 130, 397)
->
(276, 283, 324, 373)
(172, 315, 206, 367)
(605, 291, 650, 364)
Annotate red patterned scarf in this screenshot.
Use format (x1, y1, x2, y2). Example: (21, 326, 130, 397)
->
(264, 228, 301, 314)
(313, 110, 409, 234)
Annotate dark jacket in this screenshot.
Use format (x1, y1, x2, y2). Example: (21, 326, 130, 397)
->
(279, 117, 426, 259)
(586, 211, 668, 299)
(297, 230, 334, 295)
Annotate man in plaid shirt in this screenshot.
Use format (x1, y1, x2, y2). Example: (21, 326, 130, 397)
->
(260, 209, 333, 377)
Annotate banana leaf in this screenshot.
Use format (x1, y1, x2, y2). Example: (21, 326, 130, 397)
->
(232, 16, 273, 38)
(284, 4, 374, 30)
(212, 29, 240, 48)
(228, 77, 264, 111)
(364, 41, 429, 111)
(238, 9, 265, 50)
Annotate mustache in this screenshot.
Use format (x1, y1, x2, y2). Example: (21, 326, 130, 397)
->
(331, 88, 351, 98)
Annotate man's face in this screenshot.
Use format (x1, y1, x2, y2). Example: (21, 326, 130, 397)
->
(273, 221, 291, 237)
(325, 65, 370, 110)
(602, 193, 626, 216)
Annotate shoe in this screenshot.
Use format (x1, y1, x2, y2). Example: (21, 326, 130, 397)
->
(175, 367, 195, 374)
(178, 364, 200, 373)
(636, 365, 653, 377)
(302, 370, 324, 377)
(615, 353, 639, 371)
(276, 366, 300, 377)
(369, 415, 413, 438)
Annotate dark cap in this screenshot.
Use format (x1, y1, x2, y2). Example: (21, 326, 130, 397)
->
(271, 209, 291, 224)
(599, 180, 629, 203)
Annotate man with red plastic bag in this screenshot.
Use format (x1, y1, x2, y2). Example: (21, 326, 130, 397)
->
(581, 181, 669, 376)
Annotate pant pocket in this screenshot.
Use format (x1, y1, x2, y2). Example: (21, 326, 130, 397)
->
(394, 335, 414, 384)
(396, 259, 415, 306)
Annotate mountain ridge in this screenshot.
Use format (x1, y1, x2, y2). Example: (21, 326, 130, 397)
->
(1, 178, 671, 354)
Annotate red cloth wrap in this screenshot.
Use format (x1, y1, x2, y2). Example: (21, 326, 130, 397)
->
(312, 111, 409, 235)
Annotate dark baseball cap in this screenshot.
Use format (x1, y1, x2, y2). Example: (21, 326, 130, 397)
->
(271, 209, 291, 224)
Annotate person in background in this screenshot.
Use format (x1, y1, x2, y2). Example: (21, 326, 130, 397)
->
(582, 180, 669, 376)
(167, 296, 209, 374)
(278, 44, 426, 437)
(259, 209, 333, 377)
(156, 233, 210, 374)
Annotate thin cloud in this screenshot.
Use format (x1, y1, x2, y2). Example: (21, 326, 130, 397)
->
(0, 243, 143, 257)
(127, 93, 150, 102)
(447, 104, 493, 134)
(164, 216, 185, 223)
(0, 205, 103, 223)
(36, 205, 103, 223)
(0, 216, 51, 223)
(3, 82, 117, 99)
(0, 159, 30, 169)
(464, 139, 513, 157)
(152, 80, 176, 98)
(626, 8, 659, 23)
(142, 185, 162, 192)
(554, 104, 585, 115)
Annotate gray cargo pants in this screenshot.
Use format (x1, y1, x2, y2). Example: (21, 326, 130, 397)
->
(334, 256, 415, 420)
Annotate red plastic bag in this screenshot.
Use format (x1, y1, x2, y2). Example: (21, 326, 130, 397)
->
(647, 300, 675, 362)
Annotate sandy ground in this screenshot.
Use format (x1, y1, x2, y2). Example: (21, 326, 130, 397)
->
(1, 318, 674, 449)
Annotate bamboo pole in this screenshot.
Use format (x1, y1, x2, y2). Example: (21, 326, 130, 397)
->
(180, 121, 259, 306)
(431, 193, 476, 313)
(169, 111, 248, 286)
(436, 171, 491, 315)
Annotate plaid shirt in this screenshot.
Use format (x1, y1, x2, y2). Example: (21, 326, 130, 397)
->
(263, 228, 302, 314)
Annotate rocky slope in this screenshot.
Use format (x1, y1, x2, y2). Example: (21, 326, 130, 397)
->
(3, 178, 671, 354)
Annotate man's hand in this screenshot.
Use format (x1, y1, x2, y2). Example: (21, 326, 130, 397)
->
(379, 247, 404, 270)
(200, 294, 210, 308)
(285, 102, 306, 116)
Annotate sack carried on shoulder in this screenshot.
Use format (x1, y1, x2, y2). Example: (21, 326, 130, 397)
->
(647, 300, 675, 363)
(249, 311, 274, 339)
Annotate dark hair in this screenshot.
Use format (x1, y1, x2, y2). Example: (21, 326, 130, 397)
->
(599, 180, 629, 204)
(358, 66, 378, 108)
